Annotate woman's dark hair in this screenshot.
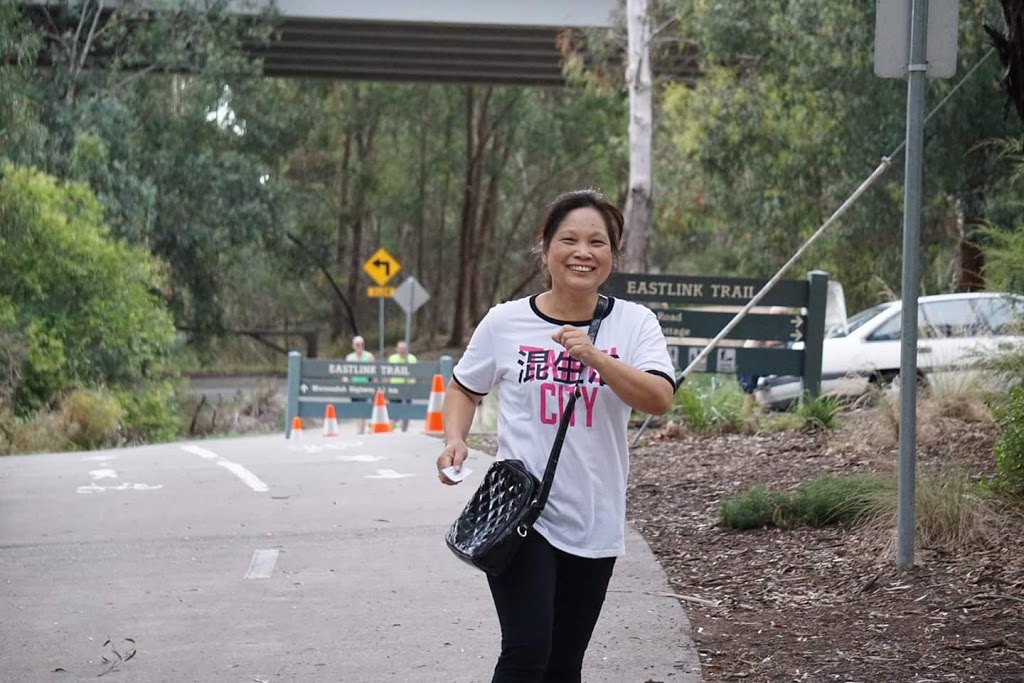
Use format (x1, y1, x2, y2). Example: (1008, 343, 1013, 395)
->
(535, 189, 624, 258)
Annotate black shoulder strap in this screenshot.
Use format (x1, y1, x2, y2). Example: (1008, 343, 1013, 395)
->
(530, 294, 609, 515)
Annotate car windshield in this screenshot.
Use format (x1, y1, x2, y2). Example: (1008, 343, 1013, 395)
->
(827, 303, 894, 338)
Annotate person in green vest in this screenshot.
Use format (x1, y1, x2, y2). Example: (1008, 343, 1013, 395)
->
(346, 335, 375, 434)
(387, 340, 417, 431)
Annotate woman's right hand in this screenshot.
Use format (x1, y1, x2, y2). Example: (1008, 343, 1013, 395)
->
(436, 439, 469, 485)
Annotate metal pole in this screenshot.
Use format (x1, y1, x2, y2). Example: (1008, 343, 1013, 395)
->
(405, 278, 414, 348)
(897, 0, 929, 571)
(378, 298, 385, 361)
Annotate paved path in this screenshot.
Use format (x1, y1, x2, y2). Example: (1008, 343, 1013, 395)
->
(0, 426, 701, 682)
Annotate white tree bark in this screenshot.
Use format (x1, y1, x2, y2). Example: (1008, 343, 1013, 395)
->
(623, 0, 653, 273)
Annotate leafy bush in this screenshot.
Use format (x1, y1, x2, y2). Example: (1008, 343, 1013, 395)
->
(0, 164, 176, 414)
(719, 487, 789, 529)
(115, 380, 184, 445)
(59, 388, 123, 450)
(991, 386, 1024, 497)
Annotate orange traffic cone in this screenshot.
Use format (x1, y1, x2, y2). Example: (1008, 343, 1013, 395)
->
(289, 415, 303, 440)
(424, 374, 444, 435)
(369, 389, 392, 433)
(323, 404, 339, 437)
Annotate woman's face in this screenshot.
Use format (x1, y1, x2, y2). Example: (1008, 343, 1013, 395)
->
(542, 207, 613, 295)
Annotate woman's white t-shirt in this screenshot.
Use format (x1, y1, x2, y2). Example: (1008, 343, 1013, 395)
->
(453, 295, 675, 558)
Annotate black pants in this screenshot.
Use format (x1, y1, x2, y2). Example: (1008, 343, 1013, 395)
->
(487, 531, 616, 683)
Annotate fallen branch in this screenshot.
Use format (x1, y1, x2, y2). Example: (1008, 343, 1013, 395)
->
(948, 638, 1007, 652)
(978, 593, 1024, 604)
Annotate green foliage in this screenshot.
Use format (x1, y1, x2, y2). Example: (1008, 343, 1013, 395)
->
(719, 474, 886, 530)
(991, 386, 1024, 497)
(671, 374, 744, 432)
(978, 221, 1024, 295)
(788, 475, 884, 527)
(114, 381, 185, 445)
(59, 388, 123, 450)
(0, 164, 176, 413)
(659, 0, 1014, 311)
(789, 394, 841, 430)
(718, 486, 788, 530)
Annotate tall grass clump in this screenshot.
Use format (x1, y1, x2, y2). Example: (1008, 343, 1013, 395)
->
(789, 394, 840, 430)
(670, 374, 745, 433)
(788, 475, 885, 526)
(858, 468, 1012, 551)
(719, 487, 789, 529)
(719, 474, 886, 530)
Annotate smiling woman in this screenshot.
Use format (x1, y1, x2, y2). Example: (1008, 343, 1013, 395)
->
(434, 189, 677, 682)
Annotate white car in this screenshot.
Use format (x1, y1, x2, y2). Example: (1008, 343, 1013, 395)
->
(755, 292, 1024, 409)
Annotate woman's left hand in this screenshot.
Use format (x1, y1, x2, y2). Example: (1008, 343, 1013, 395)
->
(552, 325, 598, 364)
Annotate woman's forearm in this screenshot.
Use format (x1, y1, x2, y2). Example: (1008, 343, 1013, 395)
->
(441, 381, 481, 445)
(587, 353, 674, 415)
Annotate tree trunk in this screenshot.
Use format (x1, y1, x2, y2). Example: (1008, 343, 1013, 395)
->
(447, 87, 487, 348)
(477, 134, 510, 319)
(430, 107, 455, 345)
(622, 0, 653, 273)
(330, 127, 352, 342)
(414, 85, 431, 345)
(959, 215, 986, 291)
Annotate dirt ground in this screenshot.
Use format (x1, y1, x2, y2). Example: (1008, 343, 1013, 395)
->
(472, 404, 1024, 682)
(628, 406, 1024, 683)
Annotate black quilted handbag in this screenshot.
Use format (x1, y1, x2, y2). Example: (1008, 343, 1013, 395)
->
(445, 296, 608, 576)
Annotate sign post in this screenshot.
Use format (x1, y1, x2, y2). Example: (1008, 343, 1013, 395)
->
(363, 248, 401, 360)
(392, 276, 431, 348)
(874, 0, 958, 571)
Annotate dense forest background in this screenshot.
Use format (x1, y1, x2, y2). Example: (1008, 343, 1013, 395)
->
(3, 0, 1024, 444)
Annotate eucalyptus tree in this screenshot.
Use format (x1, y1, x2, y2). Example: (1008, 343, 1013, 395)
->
(660, 0, 1016, 310)
(2, 1, 293, 335)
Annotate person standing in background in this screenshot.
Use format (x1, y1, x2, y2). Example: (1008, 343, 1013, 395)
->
(387, 340, 417, 431)
(345, 335, 375, 434)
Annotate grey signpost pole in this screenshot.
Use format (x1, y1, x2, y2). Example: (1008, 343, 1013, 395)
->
(896, 0, 928, 571)
(405, 281, 414, 348)
(378, 298, 385, 361)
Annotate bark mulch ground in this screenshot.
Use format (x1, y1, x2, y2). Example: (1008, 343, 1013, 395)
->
(472, 403, 1024, 682)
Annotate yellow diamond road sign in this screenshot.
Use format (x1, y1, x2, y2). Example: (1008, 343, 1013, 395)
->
(363, 248, 400, 286)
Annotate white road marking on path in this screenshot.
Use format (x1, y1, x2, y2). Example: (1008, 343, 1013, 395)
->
(180, 444, 269, 493)
(336, 455, 385, 463)
(288, 440, 366, 454)
(244, 549, 280, 579)
(364, 469, 415, 479)
(88, 469, 118, 480)
(217, 460, 269, 492)
(179, 444, 219, 460)
(77, 483, 163, 494)
(82, 454, 117, 462)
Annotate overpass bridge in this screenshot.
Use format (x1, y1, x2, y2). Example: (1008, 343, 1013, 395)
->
(22, 0, 698, 85)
